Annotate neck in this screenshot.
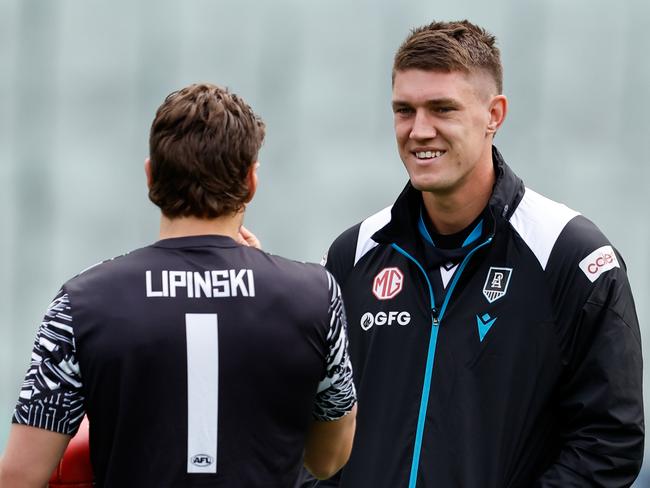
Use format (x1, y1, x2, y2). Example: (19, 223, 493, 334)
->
(159, 212, 244, 240)
(421, 155, 495, 235)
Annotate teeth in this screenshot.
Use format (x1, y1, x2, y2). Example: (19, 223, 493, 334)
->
(415, 151, 443, 159)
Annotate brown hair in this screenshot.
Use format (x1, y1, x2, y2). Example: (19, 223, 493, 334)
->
(393, 20, 503, 94)
(148, 83, 265, 219)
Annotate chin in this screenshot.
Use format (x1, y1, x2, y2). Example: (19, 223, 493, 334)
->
(410, 176, 441, 191)
(410, 178, 457, 195)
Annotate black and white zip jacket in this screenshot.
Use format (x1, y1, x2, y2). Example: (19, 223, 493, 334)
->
(322, 147, 643, 488)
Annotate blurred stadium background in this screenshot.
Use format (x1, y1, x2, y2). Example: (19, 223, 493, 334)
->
(1, 0, 648, 484)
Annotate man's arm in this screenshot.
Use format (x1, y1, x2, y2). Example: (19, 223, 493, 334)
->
(303, 271, 358, 480)
(304, 404, 357, 479)
(3, 289, 86, 487)
(535, 267, 644, 487)
(0, 424, 71, 487)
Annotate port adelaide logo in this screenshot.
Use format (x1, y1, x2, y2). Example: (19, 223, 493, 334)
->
(373, 267, 404, 300)
(482, 267, 513, 303)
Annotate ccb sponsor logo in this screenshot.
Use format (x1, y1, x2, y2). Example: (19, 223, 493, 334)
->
(579, 245, 619, 283)
(373, 267, 404, 300)
(191, 454, 214, 467)
(360, 311, 411, 331)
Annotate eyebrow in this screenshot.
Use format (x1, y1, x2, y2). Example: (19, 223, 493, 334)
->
(391, 98, 462, 110)
(428, 98, 462, 108)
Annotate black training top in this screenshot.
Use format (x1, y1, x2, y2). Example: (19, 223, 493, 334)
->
(14, 235, 356, 487)
(318, 147, 642, 487)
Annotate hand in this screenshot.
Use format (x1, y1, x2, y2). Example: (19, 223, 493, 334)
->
(237, 226, 261, 249)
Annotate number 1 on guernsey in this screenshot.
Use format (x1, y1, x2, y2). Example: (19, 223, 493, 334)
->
(185, 313, 219, 474)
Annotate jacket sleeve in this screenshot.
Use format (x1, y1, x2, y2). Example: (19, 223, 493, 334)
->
(535, 261, 644, 487)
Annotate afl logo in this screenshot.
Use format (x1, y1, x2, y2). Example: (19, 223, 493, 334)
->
(373, 267, 404, 300)
(191, 454, 214, 467)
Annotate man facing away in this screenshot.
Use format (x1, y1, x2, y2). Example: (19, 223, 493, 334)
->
(317, 20, 643, 487)
(0, 83, 357, 487)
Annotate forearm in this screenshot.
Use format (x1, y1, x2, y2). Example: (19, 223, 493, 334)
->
(535, 440, 643, 488)
(304, 403, 357, 479)
(0, 424, 71, 488)
(536, 294, 644, 486)
(0, 463, 48, 488)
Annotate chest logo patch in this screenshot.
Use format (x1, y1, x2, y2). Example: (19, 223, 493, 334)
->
(361, 311, 411, 330)
(373, 267, 404, 300)
(476, 313, 497, 342)
(482, 267, 513, 303)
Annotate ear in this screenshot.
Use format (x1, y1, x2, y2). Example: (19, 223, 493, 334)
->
(144, 158, 153, 189)
(245, 161, 259, 203)
(486, 95, 508, 135)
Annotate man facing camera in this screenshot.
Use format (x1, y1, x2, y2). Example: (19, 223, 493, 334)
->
(317, 20, 643, 488)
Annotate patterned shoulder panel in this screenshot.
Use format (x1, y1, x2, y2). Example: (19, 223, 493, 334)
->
(312, 272, 357, 421)
(13, 289, 85, 435)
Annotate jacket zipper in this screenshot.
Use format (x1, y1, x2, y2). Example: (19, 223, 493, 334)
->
(391, 236, 493, 488)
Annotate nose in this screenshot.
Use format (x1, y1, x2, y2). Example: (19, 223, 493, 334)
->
(410, 110, 436, 140)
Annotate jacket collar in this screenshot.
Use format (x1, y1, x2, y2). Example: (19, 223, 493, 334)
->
(373, 146, 525, 252)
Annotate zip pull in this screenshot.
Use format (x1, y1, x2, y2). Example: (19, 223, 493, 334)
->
(431, 307, 440, 326)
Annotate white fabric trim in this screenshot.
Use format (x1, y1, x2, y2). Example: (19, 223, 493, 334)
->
(440, 264, 459, 289)
(509, 188, 580, 270)
(186, 313, 219, 474)
(354, 205, 393, 266)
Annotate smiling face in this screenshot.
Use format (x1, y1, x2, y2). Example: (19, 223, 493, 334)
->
(392, 68, 505, 198)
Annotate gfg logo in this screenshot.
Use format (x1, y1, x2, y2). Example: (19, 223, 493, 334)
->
(373, 267, 404, 300)
(191, 454, 214, 467)
(579, 245, 620, 283)
(360, 311, 411, 331)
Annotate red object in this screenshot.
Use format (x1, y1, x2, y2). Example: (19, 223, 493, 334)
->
(373, 267, 404, 300)
(48, 416, 94, 487)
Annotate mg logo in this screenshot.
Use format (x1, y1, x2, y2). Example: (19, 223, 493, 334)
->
(191, 454, 214, 467)
(373, 267, 404, 300)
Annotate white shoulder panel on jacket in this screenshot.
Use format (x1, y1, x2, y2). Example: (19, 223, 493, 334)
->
(509, 188, 580, 270)
(354, 205, 393, 266)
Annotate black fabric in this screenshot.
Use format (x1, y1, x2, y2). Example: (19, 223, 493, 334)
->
(420, 204, 487, 250)
(61, 235, 334, 488)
